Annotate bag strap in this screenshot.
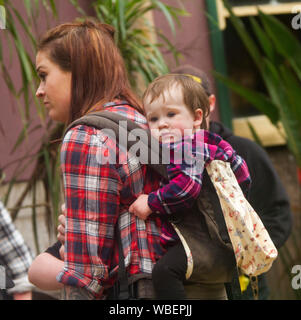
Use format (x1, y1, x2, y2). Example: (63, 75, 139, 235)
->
(202, 170, 231, 244)
(225, 270, 242, 300)
(203, 168, 242, 300)
(115, 223, 130, 300)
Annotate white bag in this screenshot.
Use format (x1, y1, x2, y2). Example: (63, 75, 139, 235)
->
(206, 160, 278, 276)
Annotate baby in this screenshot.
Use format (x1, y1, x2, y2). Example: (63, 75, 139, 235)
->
(129, 74, 251, 299)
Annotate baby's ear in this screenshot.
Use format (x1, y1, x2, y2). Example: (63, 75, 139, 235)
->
(193, 108, 203, 129)
(209, 94, 216, 113)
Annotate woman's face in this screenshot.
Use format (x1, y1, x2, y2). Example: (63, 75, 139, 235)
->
(36, 51, 71, 123)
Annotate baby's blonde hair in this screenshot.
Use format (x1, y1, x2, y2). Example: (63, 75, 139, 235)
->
(143, 74, 210, 129)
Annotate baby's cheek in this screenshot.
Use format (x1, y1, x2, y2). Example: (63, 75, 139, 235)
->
(150, 128, 160, 139)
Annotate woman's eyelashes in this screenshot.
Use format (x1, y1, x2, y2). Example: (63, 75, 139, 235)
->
(38, 72, 47, 81)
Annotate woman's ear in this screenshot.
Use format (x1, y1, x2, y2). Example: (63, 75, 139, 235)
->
(193, 108, 203, 130)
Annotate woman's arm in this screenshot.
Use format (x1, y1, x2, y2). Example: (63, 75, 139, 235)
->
(56, 126, 122, 299)
(28, 252, 64, 291)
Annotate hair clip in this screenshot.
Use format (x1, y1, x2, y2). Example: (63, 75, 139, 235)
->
(184, 74, 202, 84)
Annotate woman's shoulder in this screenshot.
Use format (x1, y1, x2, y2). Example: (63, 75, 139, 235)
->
(104, 102, 147, 127)
(63, 124, 102, 146)
(64, 123, 98, 138)
(62, 103, 147, 151)
(61, 125, 112, 159)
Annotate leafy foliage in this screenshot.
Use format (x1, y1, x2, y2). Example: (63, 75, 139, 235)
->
(218, 0, 301, 300)
(74, 0, 187, 91)
(216, 0, 301, 168)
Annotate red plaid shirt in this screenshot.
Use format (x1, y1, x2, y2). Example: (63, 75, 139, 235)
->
(57, 103, 165, 299)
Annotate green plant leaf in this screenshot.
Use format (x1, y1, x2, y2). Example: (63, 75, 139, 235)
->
(117, 0, 126, 41)
(10, 7, 37, 50)
(221, 0, 262, 70)
(213, 71, 279, 124)
(260, 58, 285, 111)
(279, 65, 301, 125)
(41, 0, 57, 17)
(0, 62, 17, 95)
(125, 2, 154, 29)
(152, 0, 176, 36)
(249, 16, 278, 65)
(69, 0, 86, 16)
(31, 179, 41, 254)
(221, 1, 301, 167)
(262, 59, 301, 167)
(10, 123, 30, 155)
(258, 10, 301, 81)
(246, 120, 263, 147)
(156, 30, 182, 65)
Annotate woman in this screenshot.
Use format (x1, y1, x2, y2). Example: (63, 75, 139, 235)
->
(28, 19, 164, 300)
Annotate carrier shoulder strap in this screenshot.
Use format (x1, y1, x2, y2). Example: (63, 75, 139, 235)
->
(64, 110, 169, 180)
(202, 170, 231, 244)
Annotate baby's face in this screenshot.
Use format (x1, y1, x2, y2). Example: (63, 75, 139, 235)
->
(144, 84, 199, 143)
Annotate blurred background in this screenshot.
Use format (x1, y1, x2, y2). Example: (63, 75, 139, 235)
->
(0, 0, 300, 299)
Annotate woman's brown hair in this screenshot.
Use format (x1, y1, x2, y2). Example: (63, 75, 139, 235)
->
(143, 74, 210, 129)
(37, 19, 143, 123)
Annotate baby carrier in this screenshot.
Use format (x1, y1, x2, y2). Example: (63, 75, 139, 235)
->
(64, 107, 278, 299)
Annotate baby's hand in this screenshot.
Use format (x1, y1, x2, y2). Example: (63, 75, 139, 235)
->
(129, 194, 152, 220)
